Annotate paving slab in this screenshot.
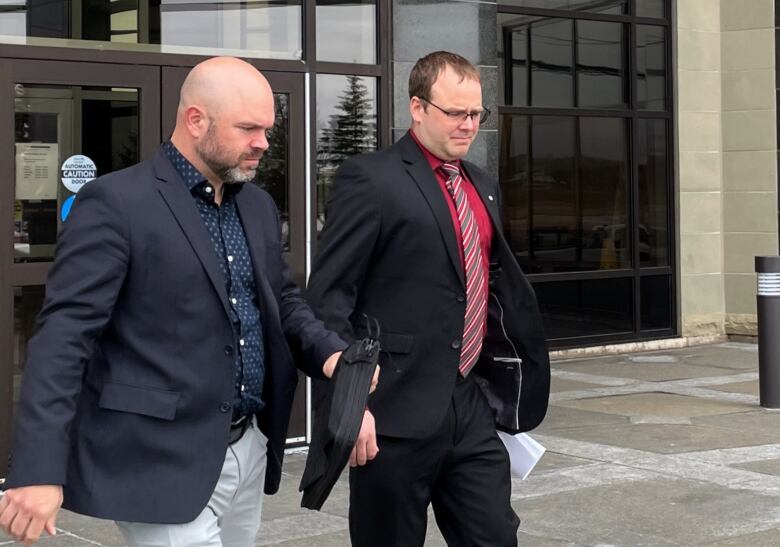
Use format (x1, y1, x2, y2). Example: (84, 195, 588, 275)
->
(550, 360, 741, 382)
(680, 345, 758, 371)
(549, 422, 780, 454)
(693, 409, 780, 437)
(706, 380, 758, 395)
(534, 404, 630, 434)
(697, 527, 780, 546)
(554, 392, 755, 418)
(550, 377, 603, 392)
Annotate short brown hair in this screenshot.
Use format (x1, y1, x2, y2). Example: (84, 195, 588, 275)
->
(408, 51, 481, 101)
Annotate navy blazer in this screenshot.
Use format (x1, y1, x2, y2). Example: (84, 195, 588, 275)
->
(4, 148, 345, 524)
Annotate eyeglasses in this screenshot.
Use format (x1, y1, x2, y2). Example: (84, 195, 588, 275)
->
(419, 97, 491, 125)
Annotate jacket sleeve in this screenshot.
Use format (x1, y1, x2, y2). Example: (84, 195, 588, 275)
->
(305, 158, 381, 342)
(5, 180, 130, 488)
(269, 197, 347, 380)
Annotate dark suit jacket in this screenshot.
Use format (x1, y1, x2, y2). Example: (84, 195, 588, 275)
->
(307, 133, 550, 440)
(4, 148, 345, 524)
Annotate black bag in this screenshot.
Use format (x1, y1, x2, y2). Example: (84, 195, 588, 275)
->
(300, 325, 380, 510)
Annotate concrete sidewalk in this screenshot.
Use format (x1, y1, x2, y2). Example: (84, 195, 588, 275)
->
(4, 341, 780, 546)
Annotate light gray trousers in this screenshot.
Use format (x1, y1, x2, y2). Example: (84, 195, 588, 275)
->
(116, 418, 268, 547)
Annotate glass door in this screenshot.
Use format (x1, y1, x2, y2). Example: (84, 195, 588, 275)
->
(161, 67, 310, 444)
(0, 59, 161, 477)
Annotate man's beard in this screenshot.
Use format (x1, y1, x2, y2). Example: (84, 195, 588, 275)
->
(198, 126, 260, 184)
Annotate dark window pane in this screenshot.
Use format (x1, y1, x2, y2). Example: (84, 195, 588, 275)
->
(579, 117, 629, 270)
(637, 119, 669, 267)
(499, 115, 530, 265)
(531, 18, 573, 107)
(511, 26, 528, 105)
(316, 75, 378, 231)
(576, 21, 627, 108)
(636, 0, 666, 18)
(12, 286, 46, 423)
(641, 275, 672, 330)
(14, 85, 139, 264)
(255, 93, 290, 250)
(637, 25, 666, 110)
(498, 0, 627, 15)
(317, 1, 376, 64)
(498, 15, 529, 106)
(531, 116, 577, 272)
(535, 277, 633, 339)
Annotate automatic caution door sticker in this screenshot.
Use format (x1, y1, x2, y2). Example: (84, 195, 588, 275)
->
(61, 155, 97, 194)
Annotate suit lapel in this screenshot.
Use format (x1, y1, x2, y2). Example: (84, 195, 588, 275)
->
(153, 150, 231, 318)
(462, 162, 502, 230)
(400, 135, 465, 288)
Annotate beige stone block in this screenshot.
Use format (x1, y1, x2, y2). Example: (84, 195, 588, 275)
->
(722, 110, 776, 151)
(723, 191, 777, 232)
(680, 233, 723, 275)
(678, 111, 721, 152)
(721, 69, 775, 111)
(679, 151, 722, 191)
(676, 0, 719, 31)
(681, 273, 724, 315)
(677, 70, 721, 112)
(725, 273, 758, 314)
(721, 0, 774, 31)
(724, 232, 778, 273)
(725, 313, 757, 335)
(677, 30, 721, 71)
(681, 314, 725, 337)
(723, 150, 777, 191)
(680, 192, 722, 234)
(721, 29, 774, 71)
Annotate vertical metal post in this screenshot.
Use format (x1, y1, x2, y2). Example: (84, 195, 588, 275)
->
(756, 256, 780, 408)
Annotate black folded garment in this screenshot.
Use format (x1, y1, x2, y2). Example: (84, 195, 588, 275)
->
(300, 334, 380, 510)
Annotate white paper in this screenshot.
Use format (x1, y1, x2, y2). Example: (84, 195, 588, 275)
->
(15, 143, 59, 200)
(497, 431, 546, 480)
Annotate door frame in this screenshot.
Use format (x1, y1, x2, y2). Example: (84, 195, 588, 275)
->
(0, 59, 161, 477)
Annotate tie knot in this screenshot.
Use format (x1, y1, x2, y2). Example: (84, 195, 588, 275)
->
(440, 162, 460, 179)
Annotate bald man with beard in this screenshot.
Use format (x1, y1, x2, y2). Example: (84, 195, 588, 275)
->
(0, 57, 347, 546)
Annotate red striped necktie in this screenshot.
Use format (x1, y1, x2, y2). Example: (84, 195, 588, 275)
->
(440, 162, 487, 377)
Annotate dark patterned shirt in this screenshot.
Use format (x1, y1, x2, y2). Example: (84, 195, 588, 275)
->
(163, 141, 265, 419)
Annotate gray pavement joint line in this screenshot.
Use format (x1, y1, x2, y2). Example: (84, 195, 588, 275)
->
(668, 372, 758, 387)
(535, 435, 780, 497)
(678, 443, 780, 465)
(53, 528, 107, 546)
(551, 369, 642, 386)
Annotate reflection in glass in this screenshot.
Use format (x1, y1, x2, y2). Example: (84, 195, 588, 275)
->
(641, 275, 672, 330)
(0, 0, 303, 59)
(576, 20, 627, 108)
(14, 85, 139, 264)
(255, 93, 290, 250)
(636, 0, 665, 18)
(530, 116, 577, 272)
(579, 117, 629, 270)
(636, 119, 668, 267)
(317, 1, 376, 63)
(498, 15, 528, 106)
(637, 25, 666, 110)
(12, 286, 45, 415)
(499, 115, 529, 263)
(531, 18, 573, 107)
(535, 277, 633, 339)
(498, 0, 627, 15)
(316, 75, 377, 230)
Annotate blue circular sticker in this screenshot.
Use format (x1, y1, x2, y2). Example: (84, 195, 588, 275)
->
(61, 195, 76, 222)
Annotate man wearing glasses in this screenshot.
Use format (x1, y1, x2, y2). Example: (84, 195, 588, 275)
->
(306, 51, 550, 546)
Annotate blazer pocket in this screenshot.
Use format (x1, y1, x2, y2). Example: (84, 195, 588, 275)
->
(98, 381, 181, 421)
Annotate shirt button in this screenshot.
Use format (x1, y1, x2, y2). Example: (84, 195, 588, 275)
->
(239, 339, 245, 347)
(205, 186, 212, 194)
(219, 401, 231, 413)
(224, 345, 234, 356)
(228, 255, 234, 262)
(241, 384, 246, 393)
(231, 297, 237, 305)
(451, 340, 462, 350)
(456, 295, 465, 303)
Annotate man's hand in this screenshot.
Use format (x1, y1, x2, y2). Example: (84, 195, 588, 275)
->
(322, 351, 341, 378)
(0, 484, 62, 545)
(350, 410, 379, 467)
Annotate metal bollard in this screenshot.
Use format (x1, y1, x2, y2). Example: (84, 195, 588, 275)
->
(755, 256, 780, 408)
